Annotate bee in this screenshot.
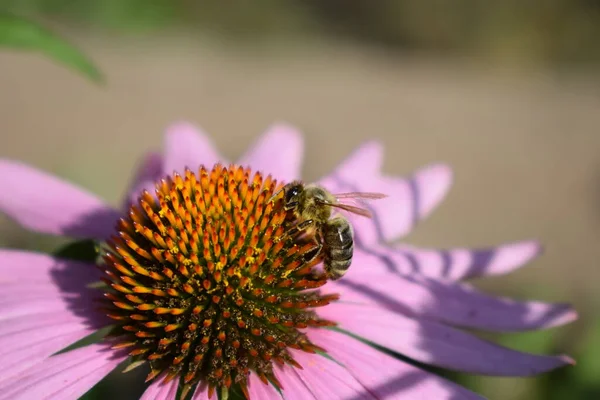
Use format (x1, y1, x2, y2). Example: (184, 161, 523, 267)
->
(270, 181, 386, 280)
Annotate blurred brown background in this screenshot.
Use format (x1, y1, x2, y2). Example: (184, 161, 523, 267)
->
(1, 1, 599, 398)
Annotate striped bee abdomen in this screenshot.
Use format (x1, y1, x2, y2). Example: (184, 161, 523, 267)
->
(322, 216, 354, 280)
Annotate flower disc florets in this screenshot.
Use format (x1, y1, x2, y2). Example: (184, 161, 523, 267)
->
(101, 164, 337, 397)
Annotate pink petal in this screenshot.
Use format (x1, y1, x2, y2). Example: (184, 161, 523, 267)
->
(309, 328, 484, 399)
(164, 122, 224, 175)
(0, 311, 84, 337)
(329, 250, 577, 331)
(0, 321, 89, 357)
(318, 302, 574, 376)
(237, 123, 304, 183)
(272, 365, 315, 400)
(395, 240, 543, 280)
(0, 249, 101, 283)
(192, 383, 216, 400)
(0, 330, 90, 386)
(140, 375, 179, 400)
(0, 250, 105, 325)
(246, 374, 282, 399)
(0, 274, 103, 384)
(0, 287, 102, 324)
(276, 350, 375, 400)
(320, 142, 453, 245)
(0, 159, 120, 239)
(0, 297, 90, 321)
(123, 152, 163, 209)
(0, 343, 126, 400)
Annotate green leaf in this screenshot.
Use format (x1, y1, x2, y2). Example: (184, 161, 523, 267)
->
(53, 239, 99, 263)
(0, 13, 103, 82)
(53, 325, 113, 355)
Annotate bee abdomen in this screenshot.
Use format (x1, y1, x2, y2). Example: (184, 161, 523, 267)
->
(323, 217, 354, 280)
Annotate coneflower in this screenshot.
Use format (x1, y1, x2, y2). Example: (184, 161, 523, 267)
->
(0, 123, 576, 399)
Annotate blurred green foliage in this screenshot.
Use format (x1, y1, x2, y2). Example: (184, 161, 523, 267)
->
(2, 0, 600, 66)
(0, 12, 101, 81)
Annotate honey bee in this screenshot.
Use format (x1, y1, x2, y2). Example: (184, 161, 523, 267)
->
(271, 181, 387, 280)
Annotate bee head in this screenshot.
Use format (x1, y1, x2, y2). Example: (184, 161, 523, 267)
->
(282, 181, 304, 210)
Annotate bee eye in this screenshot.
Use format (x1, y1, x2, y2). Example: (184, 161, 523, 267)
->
(285, 187, 300, 203)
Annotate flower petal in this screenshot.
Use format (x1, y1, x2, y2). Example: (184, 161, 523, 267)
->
(0, 250, 105, 325)
(318, 302, 574, 376)
(329, 250, 577, 331)
(140, 375, 179, 400)
(320, 142, 452, 245)
(0, 343, 126, 400)
(192, 383, 216, 400)
(0, 160, 120, 239)
(0, 251, 105, 389)
(0, 249, 101, 283)
(247, 373, 282, 399)
(164, 122, 224, 175)
(0, 311, 84, 338)
(277, 351, 375, 400)
(0, 284, 103, 384)
(395, 240, 543, 280)
(273, 365, 315, 400)
(0, 316, 89, 353)
(0, 330, 89, 386)
(237, 123, 304, 183)
(0, 296, 89, 320)
(123, 152, 163, 209)
(309, 328, 484, 399)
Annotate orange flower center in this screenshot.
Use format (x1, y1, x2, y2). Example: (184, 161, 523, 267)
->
(101, 164, 337, 398)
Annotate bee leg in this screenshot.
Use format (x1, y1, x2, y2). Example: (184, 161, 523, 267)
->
(303, 240, 323, 264)
(286, 219, 315, 237)
(304, 230, 325, 280)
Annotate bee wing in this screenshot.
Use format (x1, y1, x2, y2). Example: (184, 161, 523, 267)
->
(330, 191, 387, 215)
(334, 192, 388, 200)
(331, 203, 373, 218)
(316, 199, 373, 218)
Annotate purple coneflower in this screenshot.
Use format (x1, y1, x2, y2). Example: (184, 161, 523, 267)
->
(0, 123, 576, 399)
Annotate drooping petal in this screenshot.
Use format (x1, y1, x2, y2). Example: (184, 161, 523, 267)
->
(309, 328, 484, 399)
(0, 250, 105, 325)
(123, 152, 163, 209)
(237, 123, 304, 183)
(0, 273, 105, 385)
(0, 249, 100, 283)
(0, 311, 84, 338)
(329, 251, 577, 332)
(318, 302, 574, 376)
(0, 159, 120, 239)
(320, 142, 453, 245)
(192, 383, 216, 400)
(276, 351, 375, 400)
(246, 373, 282, 399)
(273, 364, 315, 400)
(0, 317, 89, 358)
(164, 122, 224, 175)
(0, 343, 126, 400)
(140, 375, 179, 400)
(0, 329, 90, 386)
(395, 240, 543, 280)
(0, 296, 90, 321)
(0, 250, 107, 380)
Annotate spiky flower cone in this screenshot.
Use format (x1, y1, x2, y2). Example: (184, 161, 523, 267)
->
(101, 164, 337, 398)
